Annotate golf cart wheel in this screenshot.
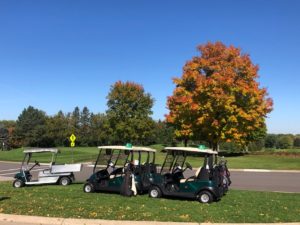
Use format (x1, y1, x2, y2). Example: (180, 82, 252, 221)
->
(149, 186, 162, 198)
(198, 190, 213, 203)
(59, 177, 71, 186)
(83, 183, 94, 193)
(13, 179, 24, 188)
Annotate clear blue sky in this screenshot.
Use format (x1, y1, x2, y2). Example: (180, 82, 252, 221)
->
(0, 0, 299, 134)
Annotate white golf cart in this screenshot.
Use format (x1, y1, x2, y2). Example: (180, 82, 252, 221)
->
(13, 148, 82, 188)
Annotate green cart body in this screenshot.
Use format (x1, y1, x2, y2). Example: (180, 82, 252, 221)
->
(83, 145, 156, 196)
(148, 147, 231, 203)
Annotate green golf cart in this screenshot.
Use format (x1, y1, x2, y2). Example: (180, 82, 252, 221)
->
(83, 145, 156, 196)
(148, 146, 231, 203)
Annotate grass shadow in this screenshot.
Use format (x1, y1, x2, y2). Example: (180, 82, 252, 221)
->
(0, 196, 10, 201)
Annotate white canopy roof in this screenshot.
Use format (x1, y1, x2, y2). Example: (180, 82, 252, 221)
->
(164, 147, 217, 154)
(23, 148, 58, 154)
(98, 145, 156, 153)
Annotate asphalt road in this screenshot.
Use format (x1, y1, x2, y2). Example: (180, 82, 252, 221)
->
(1, 161, 299, 193)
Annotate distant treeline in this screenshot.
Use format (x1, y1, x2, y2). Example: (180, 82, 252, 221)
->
(219, 133, 300, 152)
(0, 106, 299, 151)
(0, 106, 175, 149)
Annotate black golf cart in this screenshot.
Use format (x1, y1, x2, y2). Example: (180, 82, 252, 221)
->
(148, 146, 231, 203)
(83, 145, 156, 196)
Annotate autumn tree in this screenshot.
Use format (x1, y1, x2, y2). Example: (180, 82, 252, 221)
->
(106, 81, 155, 145)
(166, 42, 273, 150)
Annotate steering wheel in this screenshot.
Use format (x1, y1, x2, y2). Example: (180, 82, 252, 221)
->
(185, 162, 192, 170)
(35, 160, 40, 166)
(172, 163, 182, 173)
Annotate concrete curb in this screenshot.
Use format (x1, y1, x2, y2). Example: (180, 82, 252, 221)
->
(0, 214, 299, 225)
(229, 169, 300, 173)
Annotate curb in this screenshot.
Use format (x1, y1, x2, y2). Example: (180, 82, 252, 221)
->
(0, 214, 299, 225)
(229, 169, 300, 173)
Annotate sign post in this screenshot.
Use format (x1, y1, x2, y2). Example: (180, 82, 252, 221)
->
(69, 134, 76, 163)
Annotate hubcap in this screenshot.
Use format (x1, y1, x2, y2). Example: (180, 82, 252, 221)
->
(62, 179, 68, 185)
(15, 181, 21, 188)
(151, 189, 158, 198)
(85, 185, 91, 192)
(201, 193, 209, 203)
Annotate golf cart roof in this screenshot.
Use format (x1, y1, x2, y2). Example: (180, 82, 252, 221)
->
(23, 148, 59, 154)
(164, 147, 217, 155)
(98, 145, 156, 153)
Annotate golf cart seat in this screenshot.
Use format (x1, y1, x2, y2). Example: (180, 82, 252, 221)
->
(197, 167, 210, 180)
(96, 169, 110, 180)
(179, 167, 202, 183)
(109, 167, 124, 179)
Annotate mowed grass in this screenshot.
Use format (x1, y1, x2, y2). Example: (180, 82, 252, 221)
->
(226, 154, 300, 170)
(0, 146, 299, 170)
(0, 182, 299, 222)
(0, 147, 99, 164)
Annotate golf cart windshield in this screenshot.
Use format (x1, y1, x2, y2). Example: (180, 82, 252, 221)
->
(94, 146, 156, 172)
(94, 148, 130, 172)
(160, 147, 217, 174)
(21, 148, 58, 171)
(160, 150, 186, 174)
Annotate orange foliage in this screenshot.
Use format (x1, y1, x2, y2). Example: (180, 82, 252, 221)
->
(166, 42, 273, 149)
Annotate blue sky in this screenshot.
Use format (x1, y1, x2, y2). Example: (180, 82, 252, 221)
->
(0, 0, 299, 134)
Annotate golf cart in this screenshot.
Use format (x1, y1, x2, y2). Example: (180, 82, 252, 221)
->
(13, 148, 82, 188)
(148, 146, 231, 203)
(83, 145, 156, 196)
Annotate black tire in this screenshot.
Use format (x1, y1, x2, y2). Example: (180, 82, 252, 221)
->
(59, 177, 71, 186)
(198, 190, 213, 203)
(83, 183, 95, 193)
(149, 186, 162, 198)
(13, 179, 24, 188)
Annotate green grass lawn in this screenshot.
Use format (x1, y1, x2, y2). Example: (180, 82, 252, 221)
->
(0, 182, 299, 222)
(0, 146, 299, 170)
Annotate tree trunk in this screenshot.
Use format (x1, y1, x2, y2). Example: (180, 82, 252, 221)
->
(184, 139, 188, 147)
(212, 142, 219, 152)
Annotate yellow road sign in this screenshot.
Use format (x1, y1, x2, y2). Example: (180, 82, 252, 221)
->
(70, 142, 75, 147)
(70, 134, 76, 142)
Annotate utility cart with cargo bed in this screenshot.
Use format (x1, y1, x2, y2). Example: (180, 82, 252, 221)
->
(13, 148, 82, 188)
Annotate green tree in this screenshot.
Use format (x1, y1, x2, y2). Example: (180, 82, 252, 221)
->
(46, 111, 69, 146)
(90, 113, 111, 145)
(276, 135, 293, 149)
(14, 106, 49, 147)
(294, 135, 300, 147)
(264, 134, 277, 148)
(69, 106, 80, 145)
(80, 106, 91, 146)
(106, 81, 155, 145)
(153, 120, 175, 145)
